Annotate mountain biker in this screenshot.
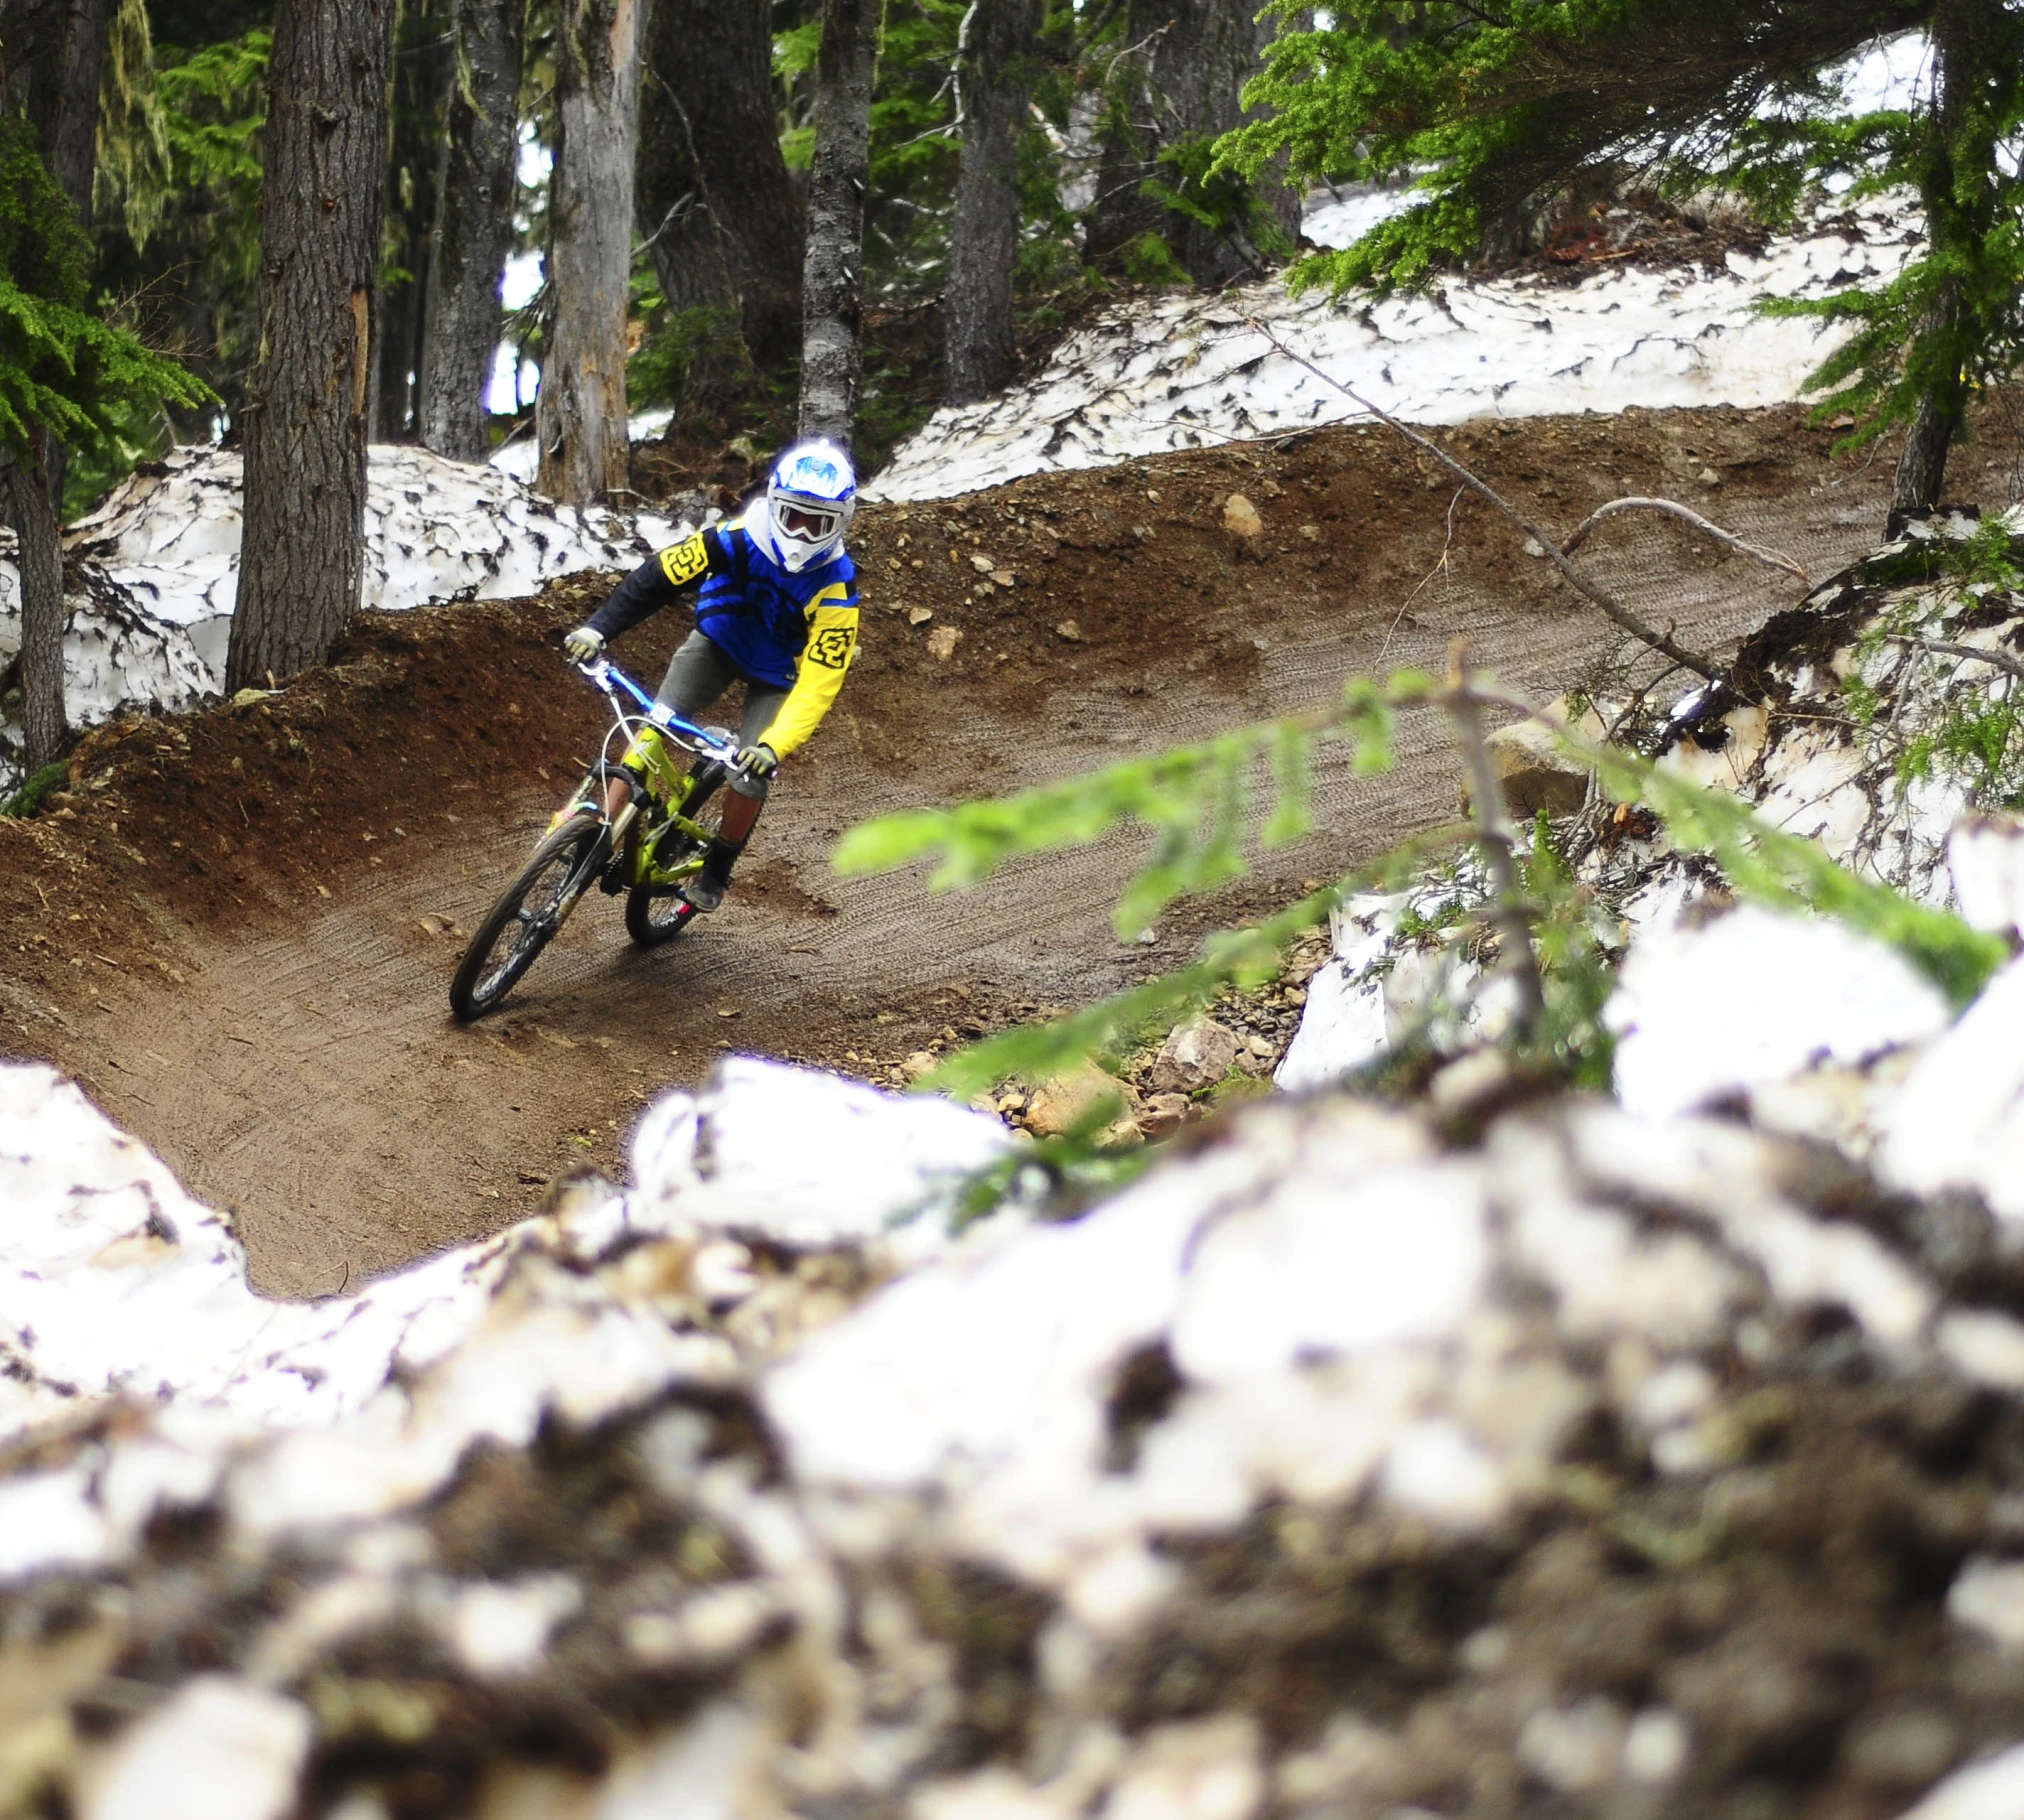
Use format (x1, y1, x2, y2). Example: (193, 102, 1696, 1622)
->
(562, 440, 860, 912)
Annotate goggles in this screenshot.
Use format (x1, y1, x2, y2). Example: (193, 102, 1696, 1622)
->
(776, 501, 841, 541)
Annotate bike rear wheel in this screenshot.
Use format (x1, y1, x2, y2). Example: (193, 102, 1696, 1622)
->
(625, 765, 727, 948)
(450, 815, 609, 1021)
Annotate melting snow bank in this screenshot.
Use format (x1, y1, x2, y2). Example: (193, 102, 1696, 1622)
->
(868, 194, 1920, 502)
(0, 444, 684, 786)
(9, 911, 2024, 1812)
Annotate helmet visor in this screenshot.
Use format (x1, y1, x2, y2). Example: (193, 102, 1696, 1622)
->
(777, 501, 840, 543)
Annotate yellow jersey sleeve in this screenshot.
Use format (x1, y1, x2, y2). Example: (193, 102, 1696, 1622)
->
(757, 583, 858, 757)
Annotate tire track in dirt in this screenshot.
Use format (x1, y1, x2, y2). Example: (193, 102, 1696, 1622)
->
(6, 407, 1938, 1295)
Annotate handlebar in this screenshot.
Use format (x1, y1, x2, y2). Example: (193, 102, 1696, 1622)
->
(574, 656, 741, 764)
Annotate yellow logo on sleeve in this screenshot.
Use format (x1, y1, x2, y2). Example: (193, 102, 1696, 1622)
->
(659, 534, 709, 586)
(808, 625, 855, 669)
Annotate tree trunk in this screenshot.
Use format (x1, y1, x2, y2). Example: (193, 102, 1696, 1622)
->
(375, 0, 455, 442)
(3, 0, 111, 218)
(636, 0, 804, 372)
(1086, 0, 1297, 286)
(537, 0, 642, 506)
(3, 438, 66, 772)
(945, 0, 1040, 406)
(1894, 280, 1966, 517)
(1891, 0, 2009, 515)
(229, 0, 395, 692)
(420, 0, 526, 462)
(0, 0, 110, 767)
(798, 0, 881, 449)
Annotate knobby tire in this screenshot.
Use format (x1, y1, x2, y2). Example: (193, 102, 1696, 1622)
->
(450, 815, 609, 1021)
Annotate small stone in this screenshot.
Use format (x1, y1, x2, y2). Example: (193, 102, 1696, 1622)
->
(1844, 1708, 1959, 1788)
(1137, 1091, 1192, 1139)
(1151, 1016, 1242, 1092)
(990, 570, 1016, 587)
(1698, 465, 1721, 486)
(1222, 494, 1263, 540)
(908, 605, 934, 626)
(1518, 1699, 1627, 1794)
(969, 552, 996, 573)
(1055, 619, 1084, 642)
(902, 1051, 938, 1082)
(1298, 523, 1321, 541)
(1025, 1063, 1133, 1138)
(1474, 694, 1606, 820)
(926, 626, 963, 662)
(1622, 1709, 1691, 1784)
(1523, 536, 1547, 558)
(1948, 1555, 2024, 1651)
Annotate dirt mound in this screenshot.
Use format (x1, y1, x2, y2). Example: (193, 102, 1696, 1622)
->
(0, 399, 1965, 1294)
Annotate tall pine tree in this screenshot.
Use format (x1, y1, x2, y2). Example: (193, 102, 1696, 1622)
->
(229, 0, 395, 690)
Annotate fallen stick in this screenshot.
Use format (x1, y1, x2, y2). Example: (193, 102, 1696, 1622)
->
(1243, 318, 1721, 680)
(1884, 633, 2024, 684)
(1561, 497, 1810, 585)
(1443, 638, 1546, 1043)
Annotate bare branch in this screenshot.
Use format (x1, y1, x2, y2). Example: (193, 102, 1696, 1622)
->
(1243, 319, 1721, 680)
(1561, 496, 1810, 585)
(1443, 638, 1546, 1043)
(1884, 633, 2024, 684)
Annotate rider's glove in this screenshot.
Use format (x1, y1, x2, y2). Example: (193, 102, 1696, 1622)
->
(562, 624, 606, 664)
(735, 742, 779, 781)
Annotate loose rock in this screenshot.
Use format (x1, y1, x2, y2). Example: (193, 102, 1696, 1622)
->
(1152, 1015, 1243, 1092)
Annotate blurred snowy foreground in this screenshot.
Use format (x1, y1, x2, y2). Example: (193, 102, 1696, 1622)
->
(9, 805, 2024, 1812)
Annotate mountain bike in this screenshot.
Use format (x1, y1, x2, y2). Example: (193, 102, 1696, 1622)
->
(449, 656, 743, 1022)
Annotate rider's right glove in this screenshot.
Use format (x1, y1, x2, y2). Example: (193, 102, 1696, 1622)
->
(562, 625, 606, 664)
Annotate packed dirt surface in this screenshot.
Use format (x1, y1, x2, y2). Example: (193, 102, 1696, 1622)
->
(4, 401, 2010, 1296)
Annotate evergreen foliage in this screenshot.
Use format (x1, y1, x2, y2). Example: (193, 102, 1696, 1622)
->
(92, 25, 269, 430)
(0, 112, 210, 470)
(839, 660, 2005, 1112)
(1221, 2, 2024, 493)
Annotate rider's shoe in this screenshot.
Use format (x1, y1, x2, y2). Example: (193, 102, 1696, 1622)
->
(680, 833, 745, 913)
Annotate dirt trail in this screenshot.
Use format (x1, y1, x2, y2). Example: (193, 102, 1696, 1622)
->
(2, 404, 1973, 1296)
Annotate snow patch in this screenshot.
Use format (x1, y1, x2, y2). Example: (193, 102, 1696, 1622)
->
(1, 444, 682, 786)
(869, 196, 1921, 502)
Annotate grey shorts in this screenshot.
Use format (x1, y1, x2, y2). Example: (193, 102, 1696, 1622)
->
(655, 630, 789, 799)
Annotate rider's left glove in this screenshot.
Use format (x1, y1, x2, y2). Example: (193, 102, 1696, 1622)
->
(562, 625, 606, 664)
(735, 742, 779, 781)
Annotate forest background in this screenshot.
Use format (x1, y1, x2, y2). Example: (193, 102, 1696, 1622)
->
(75, 0, 1299, 508)
(2, 0, 2016, 784)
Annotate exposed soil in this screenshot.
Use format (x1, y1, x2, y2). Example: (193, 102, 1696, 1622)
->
(6, 399, 2010, 1297)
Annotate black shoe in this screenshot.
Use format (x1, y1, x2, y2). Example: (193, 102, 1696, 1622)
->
(681, 872, 725, 912)
(681, 833, 745, 913)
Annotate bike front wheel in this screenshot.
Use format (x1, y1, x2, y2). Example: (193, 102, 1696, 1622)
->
(450, 815, 609, 1021)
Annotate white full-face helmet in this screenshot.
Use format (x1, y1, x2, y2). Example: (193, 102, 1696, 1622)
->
(764, 440, 857, 573)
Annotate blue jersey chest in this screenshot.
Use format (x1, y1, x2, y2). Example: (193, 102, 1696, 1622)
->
(695, 526, 854, 688)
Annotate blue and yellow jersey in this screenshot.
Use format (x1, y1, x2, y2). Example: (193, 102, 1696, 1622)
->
(585, 514, 859, 757)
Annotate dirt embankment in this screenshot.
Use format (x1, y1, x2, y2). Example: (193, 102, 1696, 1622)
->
(0, 401, 1974, 1294)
